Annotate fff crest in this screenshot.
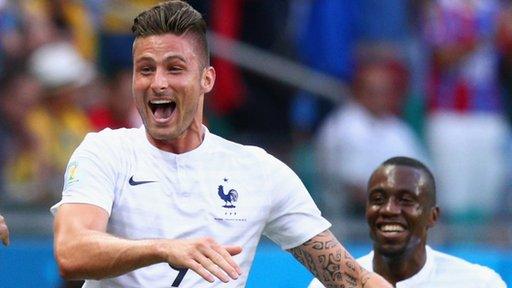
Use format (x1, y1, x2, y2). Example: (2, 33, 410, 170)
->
(217, 178, 238, 208)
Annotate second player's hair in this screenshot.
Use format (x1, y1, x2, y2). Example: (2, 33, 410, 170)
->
(380, 156, 437, 205)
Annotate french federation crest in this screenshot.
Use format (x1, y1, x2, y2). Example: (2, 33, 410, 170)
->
(217, 178, 238, 208)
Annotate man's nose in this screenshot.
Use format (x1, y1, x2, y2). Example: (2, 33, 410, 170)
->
(381, 198, 401, 215)
(151, 68, 168, 92)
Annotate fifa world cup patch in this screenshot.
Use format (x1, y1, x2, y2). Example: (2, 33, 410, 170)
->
(64, 161, 80, 188)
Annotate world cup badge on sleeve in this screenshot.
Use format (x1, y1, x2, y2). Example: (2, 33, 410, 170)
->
(64, 161, 80, 189)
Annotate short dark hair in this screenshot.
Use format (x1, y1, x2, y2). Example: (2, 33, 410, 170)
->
(131, 0, 209, 66)
(380, 156, 436, 205)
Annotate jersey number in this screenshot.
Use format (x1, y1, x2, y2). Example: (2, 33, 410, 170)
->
(170, 265, 189, 287)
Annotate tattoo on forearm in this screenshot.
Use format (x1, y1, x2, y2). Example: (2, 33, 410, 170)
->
(318, 250, 342, 282)
(288, 230, 368, 288)
(289, 243, 318, 276)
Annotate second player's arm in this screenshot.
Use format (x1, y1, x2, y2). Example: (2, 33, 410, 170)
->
(288, 230, 391, 288)
(54, 203, 242, 282)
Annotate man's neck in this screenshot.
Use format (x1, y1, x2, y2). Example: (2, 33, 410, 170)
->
(372, 246, 427, 286)
(148, 122, 205, 154)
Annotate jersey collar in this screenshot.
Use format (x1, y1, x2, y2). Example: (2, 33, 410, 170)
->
(140, 124, 212, 161)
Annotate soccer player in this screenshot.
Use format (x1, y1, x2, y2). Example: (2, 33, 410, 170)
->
(0, 213, 8, 246)
(51, 1, 391, 287)
(309, 156, 507, 287)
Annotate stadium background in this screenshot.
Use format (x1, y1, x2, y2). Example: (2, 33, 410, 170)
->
(1, 0, 512, 287)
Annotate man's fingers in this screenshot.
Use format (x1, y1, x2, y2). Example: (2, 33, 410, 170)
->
(204, 246, 240, 279)
(215, 245, 242, 276)
(188, 260, 215, 283)
(224, 245, 243, 256)
(196, 255, 230, 283)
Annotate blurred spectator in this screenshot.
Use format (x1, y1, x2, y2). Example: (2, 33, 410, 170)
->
(314, 60, 427, 234)
(0, 1, 25, 76)
(496, 2, 512, 217)
(88, 68, 141, 131)
(209, 0, 245, 117)
(355, 0, 429, 138)
(206, 0, 295, 146)
(2, 40, 95, 205)
(290, 0, 357, 136)
(26, 0, 96, 59)
(423, 0, 510, 222)
(0, 67, 42, 202)
(497, 2, 512, 125)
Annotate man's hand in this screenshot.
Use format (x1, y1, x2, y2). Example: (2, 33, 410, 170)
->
(0, 214, 9, 246)
(159, 237, 242, 283)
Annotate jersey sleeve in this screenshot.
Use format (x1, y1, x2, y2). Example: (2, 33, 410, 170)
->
(50, 132, 117, 215)
(261, 153, 331, 250)
(482, 267, 507, 288)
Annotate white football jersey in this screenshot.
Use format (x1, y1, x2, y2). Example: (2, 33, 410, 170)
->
(308, 246, 507, 288)
(51, 126, 330, 288)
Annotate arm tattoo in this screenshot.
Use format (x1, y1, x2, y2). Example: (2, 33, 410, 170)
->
(288, 230, 366, 288)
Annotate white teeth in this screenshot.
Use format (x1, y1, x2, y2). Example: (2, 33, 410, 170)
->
(380, 224, 405, 232)
(150, 100, 172, 104)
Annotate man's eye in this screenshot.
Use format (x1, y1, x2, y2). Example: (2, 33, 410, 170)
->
(400, 197, 415, 205)
(140, 67, 153, 74)
(370, 195, 385, 204)
(168, 66, 183, 72)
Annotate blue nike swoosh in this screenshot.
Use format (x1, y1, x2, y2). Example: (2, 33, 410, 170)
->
(129, 176, 156, 186)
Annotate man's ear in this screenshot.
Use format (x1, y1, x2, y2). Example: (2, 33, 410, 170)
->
(201, 66, 215, 93)
(427, 206, 440, 228)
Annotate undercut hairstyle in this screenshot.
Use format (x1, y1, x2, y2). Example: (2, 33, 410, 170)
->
(380, 156, 437, 206)
(131, 0, 209, 67)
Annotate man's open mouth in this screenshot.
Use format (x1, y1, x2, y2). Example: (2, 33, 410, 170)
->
(149, 100, 177, 120)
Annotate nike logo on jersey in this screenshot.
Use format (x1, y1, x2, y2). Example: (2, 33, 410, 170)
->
(129, 176, 156, 186)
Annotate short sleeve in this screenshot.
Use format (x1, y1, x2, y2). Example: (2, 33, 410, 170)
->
(483, 267, 507, 288)
(261, 154, 331, 250)
(50, 132, 117, 215)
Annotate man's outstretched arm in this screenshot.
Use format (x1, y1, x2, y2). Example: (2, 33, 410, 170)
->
(54, 203, 242, 283)
(288, 230, 391, 288)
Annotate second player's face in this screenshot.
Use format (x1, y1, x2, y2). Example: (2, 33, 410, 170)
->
(132, 33, 213, 143)
(366, 165, 434, 257)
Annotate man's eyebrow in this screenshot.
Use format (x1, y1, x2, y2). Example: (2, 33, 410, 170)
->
(134, 56, 155, 63)
(368, 188, 386, 195)
(134, 55, 187, 63)
(164, 54, 187, 63)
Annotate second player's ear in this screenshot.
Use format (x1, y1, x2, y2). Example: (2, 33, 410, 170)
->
(201, 66, 215, 93)
(427, 206, 440, 228)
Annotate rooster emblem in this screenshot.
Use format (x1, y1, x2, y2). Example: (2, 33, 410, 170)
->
(218, 185, 238, 208)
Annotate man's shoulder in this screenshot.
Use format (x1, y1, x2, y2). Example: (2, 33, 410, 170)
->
(76, 127, 143, 157)
(208, 132, 270, 160)
(83, 127, 141, 144)
(430, 248, 505, 284)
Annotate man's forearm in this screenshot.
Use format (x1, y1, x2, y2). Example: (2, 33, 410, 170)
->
(55, 230, 164, 280)
(288, 230, 390, 288)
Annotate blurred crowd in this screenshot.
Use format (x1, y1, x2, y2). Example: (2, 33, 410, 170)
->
(1, 0, 512, 237)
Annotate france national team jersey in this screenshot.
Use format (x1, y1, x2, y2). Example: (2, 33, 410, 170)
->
(51, 126, 331, 287)
(308, 246, 507, 288)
